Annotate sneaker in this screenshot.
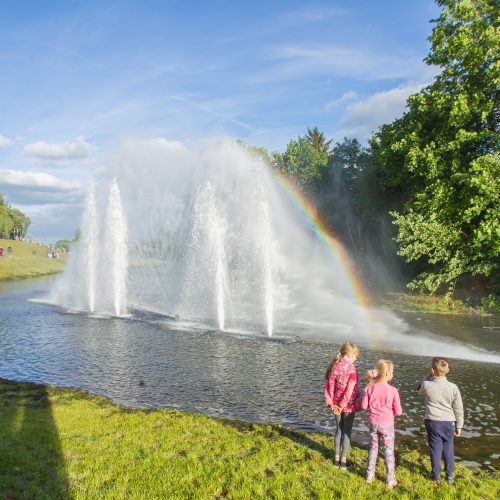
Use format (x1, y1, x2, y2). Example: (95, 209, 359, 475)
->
(387, 479, 398, 490)
(334, 458, 340, 467)
(339, 461, 353, 471)
(446, 476, 455, 485)
(366, 475, 375, 483)
(433, 480, 440, 488)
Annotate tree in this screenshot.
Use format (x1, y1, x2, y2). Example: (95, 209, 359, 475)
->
(372, 0, 499, 294)
(305, 127, 333, 154)
(9, 208, 31, 239)
(273, 134, 329, 189)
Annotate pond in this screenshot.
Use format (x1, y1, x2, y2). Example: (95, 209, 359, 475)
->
(0, 277, 498, 470)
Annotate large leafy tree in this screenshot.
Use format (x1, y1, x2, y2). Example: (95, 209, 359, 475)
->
(273, 132, 329, 189)
(0, 194, 31, 239)
(372, 0, 499, 294)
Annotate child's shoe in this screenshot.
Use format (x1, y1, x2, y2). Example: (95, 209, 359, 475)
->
(339, 460, 353, 471)
(446, 476, 455, 485)
(334, 457, 340, 467)
(387, 479, 398, 490)
(366, 475, 375, 483)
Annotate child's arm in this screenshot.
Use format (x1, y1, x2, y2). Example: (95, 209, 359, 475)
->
(393, 388, 403, 416)
(360, 386, 369, 410)
(452, 385, 464, 435)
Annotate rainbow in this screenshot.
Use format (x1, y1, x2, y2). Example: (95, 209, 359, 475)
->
(269, 170, 378, 345)
(271, 171, 371, 305)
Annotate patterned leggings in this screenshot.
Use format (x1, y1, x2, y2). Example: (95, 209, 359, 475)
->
(367, 423, 395, 482)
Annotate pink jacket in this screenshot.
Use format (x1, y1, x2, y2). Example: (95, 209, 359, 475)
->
(324, 357, 361, 413)
(361, 382, 402, 426)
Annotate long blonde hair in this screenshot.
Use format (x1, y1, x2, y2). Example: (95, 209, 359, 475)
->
(365, 359, 394, 386)
(325, 342, 360, 380)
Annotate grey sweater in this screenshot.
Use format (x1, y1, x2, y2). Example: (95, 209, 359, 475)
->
(418, 376, 464, 429)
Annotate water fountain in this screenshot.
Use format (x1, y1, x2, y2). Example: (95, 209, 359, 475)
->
(46, 138, 500, 360)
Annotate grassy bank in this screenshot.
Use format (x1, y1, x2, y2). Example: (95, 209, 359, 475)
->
(380, 292, 492, 316)
(0, 239, 66, 281)
(0, 379, 497, 499)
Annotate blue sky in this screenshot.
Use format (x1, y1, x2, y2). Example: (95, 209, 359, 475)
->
(0, 0, 441, 241)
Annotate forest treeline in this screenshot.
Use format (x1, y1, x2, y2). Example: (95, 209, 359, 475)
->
(245, 0, 499, 303)
(0, 194, 31, 240)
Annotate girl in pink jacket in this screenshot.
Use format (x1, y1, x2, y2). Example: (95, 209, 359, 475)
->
(361, 359, 402, 489)
(324, 342, 361, 469)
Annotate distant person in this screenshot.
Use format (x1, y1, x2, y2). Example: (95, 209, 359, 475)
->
(32, 249, 37, 258)
(0, 247, 4, 257)
(361, 360, 402, 489)
(418, 357, 463, 487)
(7, 246, 12, 257)
(324, 342, 361, 469)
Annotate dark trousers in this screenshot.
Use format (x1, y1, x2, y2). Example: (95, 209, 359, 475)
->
(334, 412, 355, 458)
(424, 419, 455, 480)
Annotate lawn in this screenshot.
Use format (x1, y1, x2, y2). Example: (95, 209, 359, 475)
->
(0, 378, 497, 499)
(0, 239, 67, 281)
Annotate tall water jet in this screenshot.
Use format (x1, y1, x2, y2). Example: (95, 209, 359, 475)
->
(81, 181, 98, 312)
(104, 178, 128, 316)
(260, 199, 275, 336)
(185, 182, 228, 330)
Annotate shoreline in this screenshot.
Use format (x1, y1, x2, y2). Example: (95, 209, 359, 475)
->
(0, 377, 498, 497)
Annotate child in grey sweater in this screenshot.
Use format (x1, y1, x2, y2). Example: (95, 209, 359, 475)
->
(418, 357, 464, 486)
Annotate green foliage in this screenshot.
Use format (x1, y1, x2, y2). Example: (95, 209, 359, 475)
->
(273, 135, 329, 189)
(372, 0, 499, 294)
(0, 193, 31, 239)
(305, 126, 333, 154)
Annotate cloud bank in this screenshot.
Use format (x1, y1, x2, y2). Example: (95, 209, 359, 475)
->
(24, 136, 95, 160)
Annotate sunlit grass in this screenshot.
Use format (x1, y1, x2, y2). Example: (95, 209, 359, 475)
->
(0, 239, 66, 281)
(380, 292, 490, 315)
(0, 379, 498, 498)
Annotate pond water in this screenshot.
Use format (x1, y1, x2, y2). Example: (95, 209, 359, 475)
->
(0, 278, 498, 470)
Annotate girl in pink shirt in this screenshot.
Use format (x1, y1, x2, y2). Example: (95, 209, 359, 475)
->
(324, 342, 361, 469)
(361, 359, 402, 489)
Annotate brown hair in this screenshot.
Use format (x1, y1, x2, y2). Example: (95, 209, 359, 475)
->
(432, 357, 449, 376)
(365, 359, 394, 386)
(325, 342, 360, 380)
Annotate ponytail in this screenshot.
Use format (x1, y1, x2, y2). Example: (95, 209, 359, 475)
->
(365, 360, 394, 386)
(325, 352, 341, 380)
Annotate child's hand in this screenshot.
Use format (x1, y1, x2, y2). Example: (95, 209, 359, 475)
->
(331, 405, 342, 415)
(454, 428, 461, 437)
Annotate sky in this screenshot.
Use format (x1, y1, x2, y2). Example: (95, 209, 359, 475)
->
(0, 0, 441, 242)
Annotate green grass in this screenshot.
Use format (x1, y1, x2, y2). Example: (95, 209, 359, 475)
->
(380, 292, 490, 316)
(0, 379, 498, 499)
(0, 239, 67, 281)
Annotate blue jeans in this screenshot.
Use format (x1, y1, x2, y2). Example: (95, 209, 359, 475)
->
(424, 419, 455, 480)
(334, 412, 355, 458)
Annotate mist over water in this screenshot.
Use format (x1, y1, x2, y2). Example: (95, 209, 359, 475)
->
(47, 139, 499, 363)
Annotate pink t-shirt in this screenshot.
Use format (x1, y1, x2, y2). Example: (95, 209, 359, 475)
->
(361, 382, 402, 426)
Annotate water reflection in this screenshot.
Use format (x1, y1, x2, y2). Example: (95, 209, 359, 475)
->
(0, 278, 499, 470)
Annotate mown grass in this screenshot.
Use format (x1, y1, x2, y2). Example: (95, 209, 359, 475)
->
(0, 239, 66, 281)
(380, 292, 490, 316)
(0, 379, 498, 499)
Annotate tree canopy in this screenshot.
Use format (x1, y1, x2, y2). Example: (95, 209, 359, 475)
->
(371, 0, 499, 294)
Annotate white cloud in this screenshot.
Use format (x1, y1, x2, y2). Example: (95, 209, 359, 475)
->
(24, 136, 95, 160)
(0, 134, 14, 147)
(325, 91, 358, 112)
(0, 168, 84, 205)
(335, 82, 427, 141)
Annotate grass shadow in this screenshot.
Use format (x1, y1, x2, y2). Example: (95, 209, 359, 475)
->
(0, 378, 71, 498)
